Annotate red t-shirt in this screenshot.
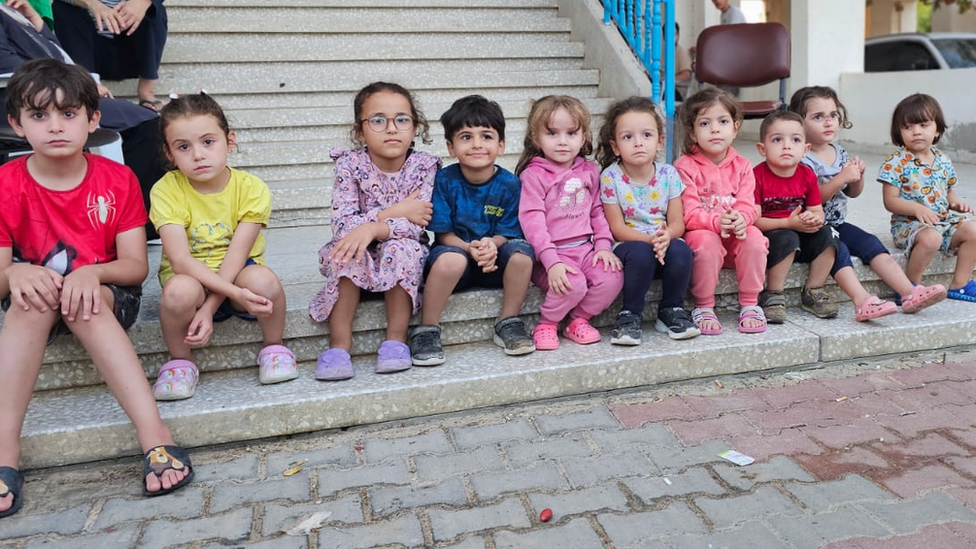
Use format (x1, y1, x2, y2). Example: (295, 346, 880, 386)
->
(0, 154, 146, 274)
(753, 162, 821, 220)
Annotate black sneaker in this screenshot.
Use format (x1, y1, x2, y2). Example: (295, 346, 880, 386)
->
(409, 325, 445, 366)
(493, 317, 536, 356)
(611, 310, 643, 346)
(655, 307, 701, 340)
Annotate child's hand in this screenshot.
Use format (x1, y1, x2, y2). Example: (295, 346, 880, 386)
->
(840, 161, 861, 184)
(730, 210, 748, 240)
(329, 224, 377, 265)
(185, 309, 214, 347)
(237, 287, 273, 317)
(851, 156, 866, 175)
(547, 262, 576, 295)
(795, 208, 823, 233)
(4, 264, 63, 312)
(60, 266, 102, 322)
(385, 189, 433, 227)
(470, 238, 499, 273)
(951, 201, 974, 215)
(650, 224, 671, 265)
(914, 204, 942, 225)
(719, 209, 737, 239)
(593, 250, 622, 272)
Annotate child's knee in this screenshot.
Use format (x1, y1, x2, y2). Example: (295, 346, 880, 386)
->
(161, 276, 205, 311)
(913, 230, 943, 253)
(429, 252, 468, 278)
(2, 303, 60, 331)
(505, 251, 533, 273)
(240, 265, 284, 298)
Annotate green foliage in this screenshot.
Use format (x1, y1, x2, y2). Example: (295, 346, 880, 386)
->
(918, 0, 933, 31)
(923, 0, 974, 13)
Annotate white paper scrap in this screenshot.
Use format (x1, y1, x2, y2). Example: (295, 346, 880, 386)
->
(717, 450, 755, 466)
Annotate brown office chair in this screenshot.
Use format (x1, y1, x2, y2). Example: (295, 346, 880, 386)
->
(694, 22, 791, 119)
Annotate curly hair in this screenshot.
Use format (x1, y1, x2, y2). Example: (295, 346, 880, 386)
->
(595, 96, 664, 169)
(515, 95, 593, 175)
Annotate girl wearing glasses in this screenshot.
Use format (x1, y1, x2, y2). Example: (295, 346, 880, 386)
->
(309, 82, 441, 380)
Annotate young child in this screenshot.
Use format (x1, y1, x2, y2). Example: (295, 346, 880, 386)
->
(674, 87, 768, 334)
(596, 96, 699, 344)
(754, 111, 897, 323)
(789, 86, 945, 313)
(150, 93, 297, 400)
(410, 95, 535, 365)
(0, 59, 192, 519)
(516, 95, 623, 350)
(879, 93, 976, 302)
(309, 82, 441, 378)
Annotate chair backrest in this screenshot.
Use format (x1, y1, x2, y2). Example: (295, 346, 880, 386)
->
(695, 22, 791, 88)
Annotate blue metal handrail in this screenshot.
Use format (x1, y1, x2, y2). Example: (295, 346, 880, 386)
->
(602, 0, 676, 159)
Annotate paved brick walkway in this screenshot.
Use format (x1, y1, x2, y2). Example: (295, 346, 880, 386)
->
(3, 350, 976, 548)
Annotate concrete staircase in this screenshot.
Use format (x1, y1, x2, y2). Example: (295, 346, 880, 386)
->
(9, 0, 976, 470)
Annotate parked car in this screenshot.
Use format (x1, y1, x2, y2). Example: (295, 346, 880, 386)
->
(865, 32, 976, 71)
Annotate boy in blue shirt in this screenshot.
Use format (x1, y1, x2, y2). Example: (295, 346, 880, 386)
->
(410, 95, 535, 365)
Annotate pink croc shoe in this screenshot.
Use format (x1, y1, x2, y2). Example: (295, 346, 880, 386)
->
(153, 359, 199, 401)
(901, 284, 947, 314)
(532, 323, 560, 351)
(854, 296, 898, 322)
(257, 344, 298, 384)
(562, 318, 600, 345)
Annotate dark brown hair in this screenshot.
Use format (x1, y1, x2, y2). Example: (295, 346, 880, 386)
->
(158, 93, 234, 160)
(352, 81, 431, 146)
(759, 110, 805, 142)
(5, 58, 99, 123)
(516, 95, 593, 175)
(677, 87, 742, 155)
(788, 86, 853, 130)
(890, 93, 947, 147)
(595, 96, 664, 169)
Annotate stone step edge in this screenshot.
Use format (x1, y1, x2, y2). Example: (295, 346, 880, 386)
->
(20, 302, 976, 469)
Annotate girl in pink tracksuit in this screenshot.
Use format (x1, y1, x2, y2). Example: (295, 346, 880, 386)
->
(516, 95, 624, 351)
(675, 88, 769, 335)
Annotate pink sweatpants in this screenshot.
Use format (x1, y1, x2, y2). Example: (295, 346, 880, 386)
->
(532, 243, 624, 325)
(684, 227, 768, 308)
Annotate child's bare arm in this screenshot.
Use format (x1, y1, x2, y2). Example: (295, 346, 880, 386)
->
(159, 224, 244, 309)
(948, 189, 974, 214)
(435, 231, 471, 253)
(602, 203, 653, 244)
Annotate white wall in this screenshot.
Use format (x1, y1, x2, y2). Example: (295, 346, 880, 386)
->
(839, 68, 976, 158)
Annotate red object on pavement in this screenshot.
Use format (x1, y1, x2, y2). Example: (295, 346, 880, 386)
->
(540, 508, 553, 522)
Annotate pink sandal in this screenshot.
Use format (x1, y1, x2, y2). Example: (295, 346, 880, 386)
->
(901, 284, 947, 314)
(691, 307, 724, 335)
(533, 323, 560, 351)
(563, 318, 601, 345)
(738, 305, 767, 334)
(153, 359, 199, 401)
(257, 344, 298, 385)
(854, 296, 897, 322)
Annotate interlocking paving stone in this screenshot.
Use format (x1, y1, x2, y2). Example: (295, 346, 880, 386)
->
(712, 455, 815, 491)
(140, 508, 253, 549)
(647, 439, 730, 473)
(318, 461, 411, 497)
(191, 453, 261, 483)
(493, 517, 605, 548)
(598, 503, 708, 546)
(533, 407, 621, 435)
(696, 486, 804, 529)
(503, 434, 597, 467)
(665, 520, 787, 549)
(369, 478, 468, 517)
(0, 505, 89, 540)
(428, 499, 532, 542)
(561, 450, 658, 488)
(266, 445, 357, 475)
(470, 462, 568, 500)
(588, 422, 681, 450)
(623, 468, 725, 503)
(210, 472, 312, 513)
(784, 475, 895, 513)
(451, 419, 539, 449)
(261, 494, 364, 536)
(414, 446, 506, 481)
(767, 505, 891, 549)
(364, 429, 453, 463)
(93, 486, 206, 529)
(527, 484, 630, 516)
(23, 525, 140, 549)
(319, 514, 425, 549)
(860, 492, 976, 535)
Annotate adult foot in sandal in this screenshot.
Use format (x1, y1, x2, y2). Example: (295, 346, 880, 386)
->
(901, 283, 947, 314)
(854, 296, 897, 322)
(738, 305, 767, 333)
(0, 467, 24, 519)
(144, 445, 194, 497)
(691, 307, 723, 335)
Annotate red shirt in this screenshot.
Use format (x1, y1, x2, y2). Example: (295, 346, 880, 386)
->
(753, 162, 821, 220)
(0, 154, 146, 274)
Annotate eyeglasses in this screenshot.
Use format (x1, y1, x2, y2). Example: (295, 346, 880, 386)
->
(360, 114, 414, 133)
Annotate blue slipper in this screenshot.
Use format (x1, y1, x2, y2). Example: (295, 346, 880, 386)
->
(143, 445, 194, 497)
(948, 280, 976, 303)
(0, 466, 23, 519)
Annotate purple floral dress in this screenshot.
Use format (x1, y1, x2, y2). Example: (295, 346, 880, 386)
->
(309, 148, 441, 322)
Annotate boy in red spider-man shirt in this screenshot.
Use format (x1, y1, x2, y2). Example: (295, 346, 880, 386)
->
(0, 59, 192, 521)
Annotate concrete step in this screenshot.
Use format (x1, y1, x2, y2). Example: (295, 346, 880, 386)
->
(169, 0, 558, 7)
(166, 7, 570, 34)
(20, 298, 976, 469)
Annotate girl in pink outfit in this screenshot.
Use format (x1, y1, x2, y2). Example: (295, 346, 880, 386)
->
(516, 95, 624, 350)
(675, 88, 769, 334)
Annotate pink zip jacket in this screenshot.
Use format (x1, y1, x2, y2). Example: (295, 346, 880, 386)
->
(675, 146, 758, 233)
(518, 156, 614, 272)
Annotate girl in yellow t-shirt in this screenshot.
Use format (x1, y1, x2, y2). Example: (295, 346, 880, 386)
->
(149, 93, 297, 400)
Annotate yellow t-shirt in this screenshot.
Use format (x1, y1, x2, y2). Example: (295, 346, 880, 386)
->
(150, 168, 270, 285)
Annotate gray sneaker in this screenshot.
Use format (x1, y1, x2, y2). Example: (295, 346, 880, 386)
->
(801, 286, 838, 318)
(611, 310, 643, 346)
(493, 317, 535, 356)
(409, 325, 445, 366)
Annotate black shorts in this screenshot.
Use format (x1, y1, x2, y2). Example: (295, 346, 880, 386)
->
(2, 284, 142, 345)
(765, 227, 838, 268)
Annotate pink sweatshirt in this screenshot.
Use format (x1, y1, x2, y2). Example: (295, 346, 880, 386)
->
(518, 156, 614, 272)
(675, 146, 759, 233)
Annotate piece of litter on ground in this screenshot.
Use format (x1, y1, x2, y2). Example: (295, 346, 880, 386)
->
(663, 477, 673, 486)
(784, 372, 807, 381)
(282, 459, 308, 477)
(283, 511, 333, 536)
(835, 396, 848, 402)
(714, 380, 724, 389)
(900, 410, 918, 416)
(717, 450, 755, 466)
(539, 508, 553, 522)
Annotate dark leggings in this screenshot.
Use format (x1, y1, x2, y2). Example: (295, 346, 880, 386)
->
(614, 239, 693, 314)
